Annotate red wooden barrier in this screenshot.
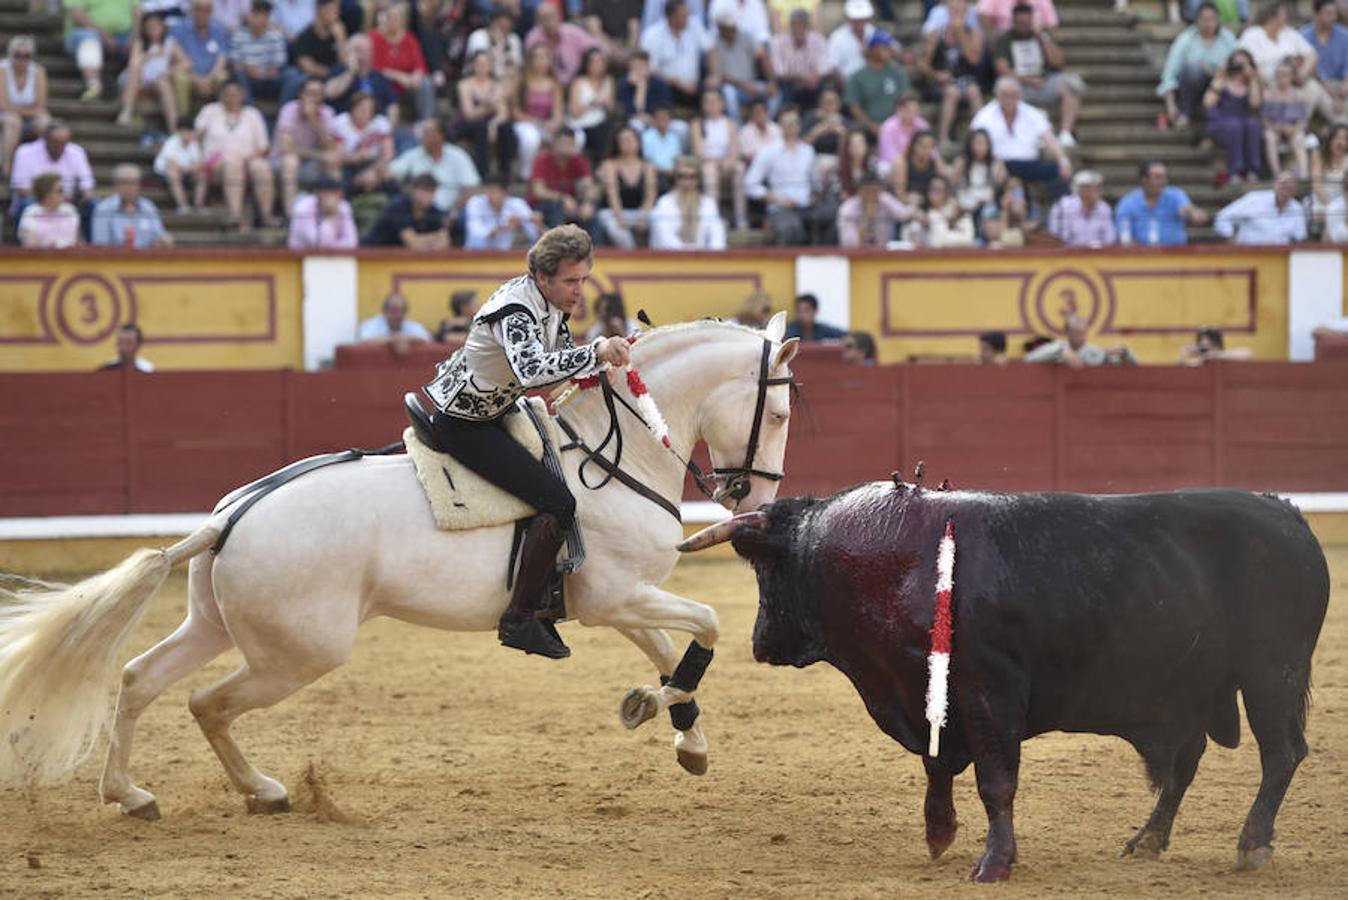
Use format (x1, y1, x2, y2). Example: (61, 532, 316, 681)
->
(3, 362, 1347, 516)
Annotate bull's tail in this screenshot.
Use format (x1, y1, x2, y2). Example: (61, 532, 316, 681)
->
(0, 522, 221, 786)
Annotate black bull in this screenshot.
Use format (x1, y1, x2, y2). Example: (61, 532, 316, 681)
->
(722, 482, 1329, 882)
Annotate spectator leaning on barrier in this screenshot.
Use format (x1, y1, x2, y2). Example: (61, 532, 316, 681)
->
(17, 171, 82, 248)
(785, 293, 847, 341)
(98, 323, 155, 371)
(1114, 159, 1209, 244)
(91, 163, 172, 247)
(969, 76, 1071, 197)
(1157, 1, 1238, 130)
(1214, 168, 1308, 242)
(1179, 325, 1253, 364)
(1, 37, 50, 181)
(1047, 169, 1115, 246)
(649, 154, 728, 249)
(993, 2, 1083, 148)
(363, 171, 449, 248)
(464, 174, 541, 250)
(357, 291, 433, 357)
(435, 289, 481, 343)
(1024, 315, 1105, 368)
(287, 174, 357, 249)
(841, 330, 876, 365)
(65, 0, 137, 102)
(978, 330, 1008, 365)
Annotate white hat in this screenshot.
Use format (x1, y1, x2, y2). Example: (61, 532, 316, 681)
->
(844, 0, 874, 19)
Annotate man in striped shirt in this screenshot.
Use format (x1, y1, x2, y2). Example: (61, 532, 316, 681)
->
(231, 0, 288, 102)
(770, 8, 833, 110)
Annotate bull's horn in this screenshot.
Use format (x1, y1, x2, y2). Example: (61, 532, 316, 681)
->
(677, 511, 768, 552)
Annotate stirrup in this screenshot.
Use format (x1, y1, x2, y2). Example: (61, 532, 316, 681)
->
(499, 618, 571, 659)
(404, 393, 441, 451)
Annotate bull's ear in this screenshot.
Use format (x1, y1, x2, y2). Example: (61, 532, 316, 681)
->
(765, 311, 787, 342)
(774, 337, 799, 370)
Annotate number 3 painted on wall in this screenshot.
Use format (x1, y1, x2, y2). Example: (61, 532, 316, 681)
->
(80, 292, 100, 324)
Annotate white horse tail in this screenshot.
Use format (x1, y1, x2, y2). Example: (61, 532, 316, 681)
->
(0, 521, 221, 786)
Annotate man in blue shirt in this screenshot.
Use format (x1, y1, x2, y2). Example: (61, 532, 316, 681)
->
(172, 0, 231, 116)
(1114, 160, 1210, 246)
(1300, 0, 1348, 124)
(784, 293, 847, 341)
(91, 164, 172, 247)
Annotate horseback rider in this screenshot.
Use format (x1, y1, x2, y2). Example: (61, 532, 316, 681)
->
(424, 224, 631, 659)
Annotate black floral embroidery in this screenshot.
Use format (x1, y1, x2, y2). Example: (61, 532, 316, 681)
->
(500, 311, 597, 389)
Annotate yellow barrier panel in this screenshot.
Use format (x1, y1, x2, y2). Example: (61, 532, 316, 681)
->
(0, 252, 304, 371)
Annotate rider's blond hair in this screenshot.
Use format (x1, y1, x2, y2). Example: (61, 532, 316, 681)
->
(527, 224, 593, 278)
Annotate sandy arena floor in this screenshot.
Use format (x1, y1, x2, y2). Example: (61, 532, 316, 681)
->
(2, 548, 1346, 899)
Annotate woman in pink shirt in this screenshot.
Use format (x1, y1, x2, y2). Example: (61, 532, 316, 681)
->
(512, 43, 566, 180)
(17, 172, 81, 248)
(876, 92, 930, 173)
(371, 1, 436, 123)
(196, 79, 275, 228)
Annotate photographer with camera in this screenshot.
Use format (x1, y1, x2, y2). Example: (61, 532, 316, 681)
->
(1205, 48, 1264, 184)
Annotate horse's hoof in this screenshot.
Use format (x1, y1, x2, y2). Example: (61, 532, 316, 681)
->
(246, 794, 291, 815)
(1235, 845, 1274, 871)
(619, 687, 658, 730)
(122, 799, 161, 821)
(1120, 828, 1166, 860)
(676, 747, 708, 775)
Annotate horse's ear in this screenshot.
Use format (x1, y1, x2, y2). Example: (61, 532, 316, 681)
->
(765, 311, 787, 341)
(774, 337, 800, 370)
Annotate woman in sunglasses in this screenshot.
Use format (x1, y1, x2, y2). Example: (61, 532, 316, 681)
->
(0, 35, 49, 180)
(650, 155, 728, 250)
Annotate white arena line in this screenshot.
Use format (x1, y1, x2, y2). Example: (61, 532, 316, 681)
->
(1, 494, 1346, 540)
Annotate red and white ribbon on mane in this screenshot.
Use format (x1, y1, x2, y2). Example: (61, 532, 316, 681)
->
(557, 337, 671, 449)
(926, 519, 956, 757)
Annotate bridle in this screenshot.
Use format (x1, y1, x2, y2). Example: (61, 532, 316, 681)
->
(556, 337, 796, 521)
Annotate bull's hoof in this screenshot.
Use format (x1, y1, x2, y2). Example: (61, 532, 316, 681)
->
(122, 799, 161, 821)
(1120, 827, 1167, 860)
(971, 859, 1012, 883)
(676, 746, 708, 775)
(619, 687, 659, 730)
(246, 794, 292, 815)
(1235, 845, 1274, 871)
(926, 823, 958, 860)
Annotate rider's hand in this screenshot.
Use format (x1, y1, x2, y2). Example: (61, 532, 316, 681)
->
(596, 336, 631, 367)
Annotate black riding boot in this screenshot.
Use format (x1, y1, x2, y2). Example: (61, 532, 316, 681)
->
(498, 513, 570, 659)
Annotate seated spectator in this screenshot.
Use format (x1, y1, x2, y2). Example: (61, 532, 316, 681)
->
(1262, 59, 1312, 177)
(171, 0, 231, 119)
(583, 0, 646, 61)
(513, 43, 568, 181)
(287, 174, 357, 248)
(828, 0, 878, 82)
(978, 0, 1058, 35)
(527, 1, 599, 83)
(598, 125, 658, 247)
(1, 36, 50, 180)
(435, 290, 481, 343)
(455, 51, 515, 179)
(9, 120, 95, 208)
(641, 104, 686, 183)
(1238, 3, 1318, 92)
(969, 76, 1071, 196)
(1204, 48, 1263, 184)
(785, 293, 845, 341)
(1182, 0, 1248, 27)
(619, 50, 674, 133)
(766, 0, 820, 32)
(372, 1, 436, 125)
(1179, 325, 1252, 364)
(642, 0, 712, 108)
(920, 0, 985, 148)
(650, 154, 729, 249)
(993, 2, 1083, 147)
(735, 289, 775, 327)
(911, 174, 976, 246)
(568, 48, 616, 170)
(891, 129, 948, 206)
(585, 291, 639, 341)
(65, 0, 136, 102)
(390, 118, 481, 215)
(771, 8, 832, 111)
(230, 0, 287, 103)
(325, 34, 399, 120)
(1024, 315, 1106, 368)
(1157, 2, 1238, 130)
(358, 292, 433, 356)
(116, 12, 178, 129)
(841, 330, 876, 365)
(17, 172, 81, 248)
(91, 163, 172, 247)
(837, 172, 911, 246)
(692, 88, 748, 230)
(953, 127, 1007, 216)
(978, 330, 1008, 365)
(1311, 123, 1348, 219)
(981, 175, 1033, 245)
(877, 91, 931, 173)
(287, 0, 348, 106)
(747, 107, 838, 245)
(466, 6, 525, 81)
(266, 0, 314, 42)
(195, 79, 275, 228)
(706, 10, 773, 123)
(923, 0, 981, 35)
(1300, 0, 1348, 124)
(272, 77, 341, 217)
(836, 127, 879, 198)
(464, 174, 541, 249)
(1214, 168, 1307, 242)
(363, 172, 448, 247)
(845, 31, 910, 140)
(530, 130, 599, 237)
(803, 87, 852, 159)
(1047, 169, 1115, 246)
(154, 120, 203, 212)
(98, 323, 155, 371)
(1115, 159, 1209, 244)
(332, 91, 394, 194)
(708, 0, 772, 46)
(740, 97, 784, 165)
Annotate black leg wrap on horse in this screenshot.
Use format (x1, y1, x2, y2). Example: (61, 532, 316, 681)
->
(668, 641, 714, 694)
(660, 675, 701, 731)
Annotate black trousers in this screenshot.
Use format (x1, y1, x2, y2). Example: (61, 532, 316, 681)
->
(431, 411, 576, 530)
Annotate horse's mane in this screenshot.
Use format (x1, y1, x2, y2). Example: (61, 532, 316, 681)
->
(629, 318, 764, 361)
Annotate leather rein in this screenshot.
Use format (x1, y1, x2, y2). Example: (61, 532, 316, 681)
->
(557, 338, 795, 523)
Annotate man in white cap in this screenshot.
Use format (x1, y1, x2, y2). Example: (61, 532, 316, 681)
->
(708, 0, 771, 47)
(1047, 169, 1116, 246)
(828, 0, 877, 80)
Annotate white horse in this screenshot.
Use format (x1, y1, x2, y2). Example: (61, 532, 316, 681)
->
(0, 316, 800, 819)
